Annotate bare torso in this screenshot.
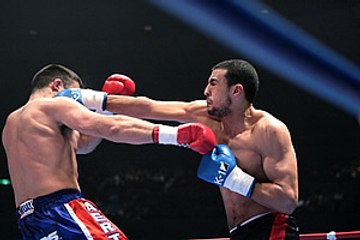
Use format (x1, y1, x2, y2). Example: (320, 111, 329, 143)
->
(105, 95, 298, 229)
(203, 109, 273, 228)
(2, 99, 80, 206)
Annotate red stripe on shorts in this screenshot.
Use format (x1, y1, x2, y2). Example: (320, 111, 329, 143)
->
(269, 212, 288, 240)
(67, 199, 128, 240)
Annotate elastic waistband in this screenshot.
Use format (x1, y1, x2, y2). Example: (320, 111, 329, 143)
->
(17, 189, 82, 218)
(230, 212, 273, 234)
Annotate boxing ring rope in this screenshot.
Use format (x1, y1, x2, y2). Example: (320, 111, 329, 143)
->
(299, 230, 360, 240)
(190, 230, 360, 240)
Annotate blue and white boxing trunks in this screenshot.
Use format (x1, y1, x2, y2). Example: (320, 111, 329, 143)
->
(16, 189, 128, 240)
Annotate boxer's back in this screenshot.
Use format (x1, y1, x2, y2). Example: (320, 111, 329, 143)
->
(2, 98, 80, 207)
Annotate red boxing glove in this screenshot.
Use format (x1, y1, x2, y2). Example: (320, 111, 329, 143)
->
(153, 123, 217, 154)
(102, 74, 136, 95)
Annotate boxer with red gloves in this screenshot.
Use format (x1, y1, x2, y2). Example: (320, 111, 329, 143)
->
(5, 64, 217, 240)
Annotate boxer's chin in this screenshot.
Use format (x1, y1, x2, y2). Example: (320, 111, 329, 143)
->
(207, 108, 217, 117)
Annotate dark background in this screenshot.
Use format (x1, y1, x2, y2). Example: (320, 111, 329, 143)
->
(0, 1, 359, 239)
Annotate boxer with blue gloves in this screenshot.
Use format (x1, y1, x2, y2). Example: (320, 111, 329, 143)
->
(97, 59, 300, 239)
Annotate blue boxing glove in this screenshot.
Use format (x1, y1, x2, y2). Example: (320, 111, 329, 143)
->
(55, 88, 108, 112)
(197, 144, 255, 197)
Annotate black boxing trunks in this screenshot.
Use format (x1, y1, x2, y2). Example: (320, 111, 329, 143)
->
(229, 212, 299, 240)
(16, 189, 128, 240)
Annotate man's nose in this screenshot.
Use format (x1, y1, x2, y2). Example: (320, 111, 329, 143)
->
(203, 85, 210, 96)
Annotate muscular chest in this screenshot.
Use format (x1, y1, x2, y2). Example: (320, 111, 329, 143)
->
(216, 130, 267, 181)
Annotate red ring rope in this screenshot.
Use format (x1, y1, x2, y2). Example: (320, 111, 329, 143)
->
(189, 230, 360, 240)
(300, 231, 360, 239)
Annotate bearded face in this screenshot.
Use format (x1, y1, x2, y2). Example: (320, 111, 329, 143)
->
(207, 94, 232, 118)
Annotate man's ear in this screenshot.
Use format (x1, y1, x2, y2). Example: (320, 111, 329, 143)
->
(49, 78, 64, 92)
(231, 84, 243, 96)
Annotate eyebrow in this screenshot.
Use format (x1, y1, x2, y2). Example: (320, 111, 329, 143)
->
(208, 78, 218, 84)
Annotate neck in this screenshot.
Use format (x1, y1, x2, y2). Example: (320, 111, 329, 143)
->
(29, 88, 54, 101)
(221, 104, 254, 136)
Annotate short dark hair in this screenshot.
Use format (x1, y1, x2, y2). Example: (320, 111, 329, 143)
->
(31, 64, 84, 92)
(212, 59, 259, 103)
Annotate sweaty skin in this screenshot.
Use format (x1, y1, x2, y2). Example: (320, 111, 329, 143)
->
(2, 81, 158, 207)
(104, 68, 298, 229)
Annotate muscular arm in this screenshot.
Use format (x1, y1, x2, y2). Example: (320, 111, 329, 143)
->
(51, 98, 155, 144)
(76, 134, 102, 154)
(106, 95, 208, 123)
(251, 121, 298, 214)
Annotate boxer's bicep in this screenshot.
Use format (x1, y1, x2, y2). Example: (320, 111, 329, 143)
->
(52, 98, 106, 138)
(145, 99, 209, 123)
(106, 95, 207, 123)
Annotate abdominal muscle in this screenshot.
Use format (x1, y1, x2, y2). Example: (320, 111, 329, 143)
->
(221, 187, 271, 229)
